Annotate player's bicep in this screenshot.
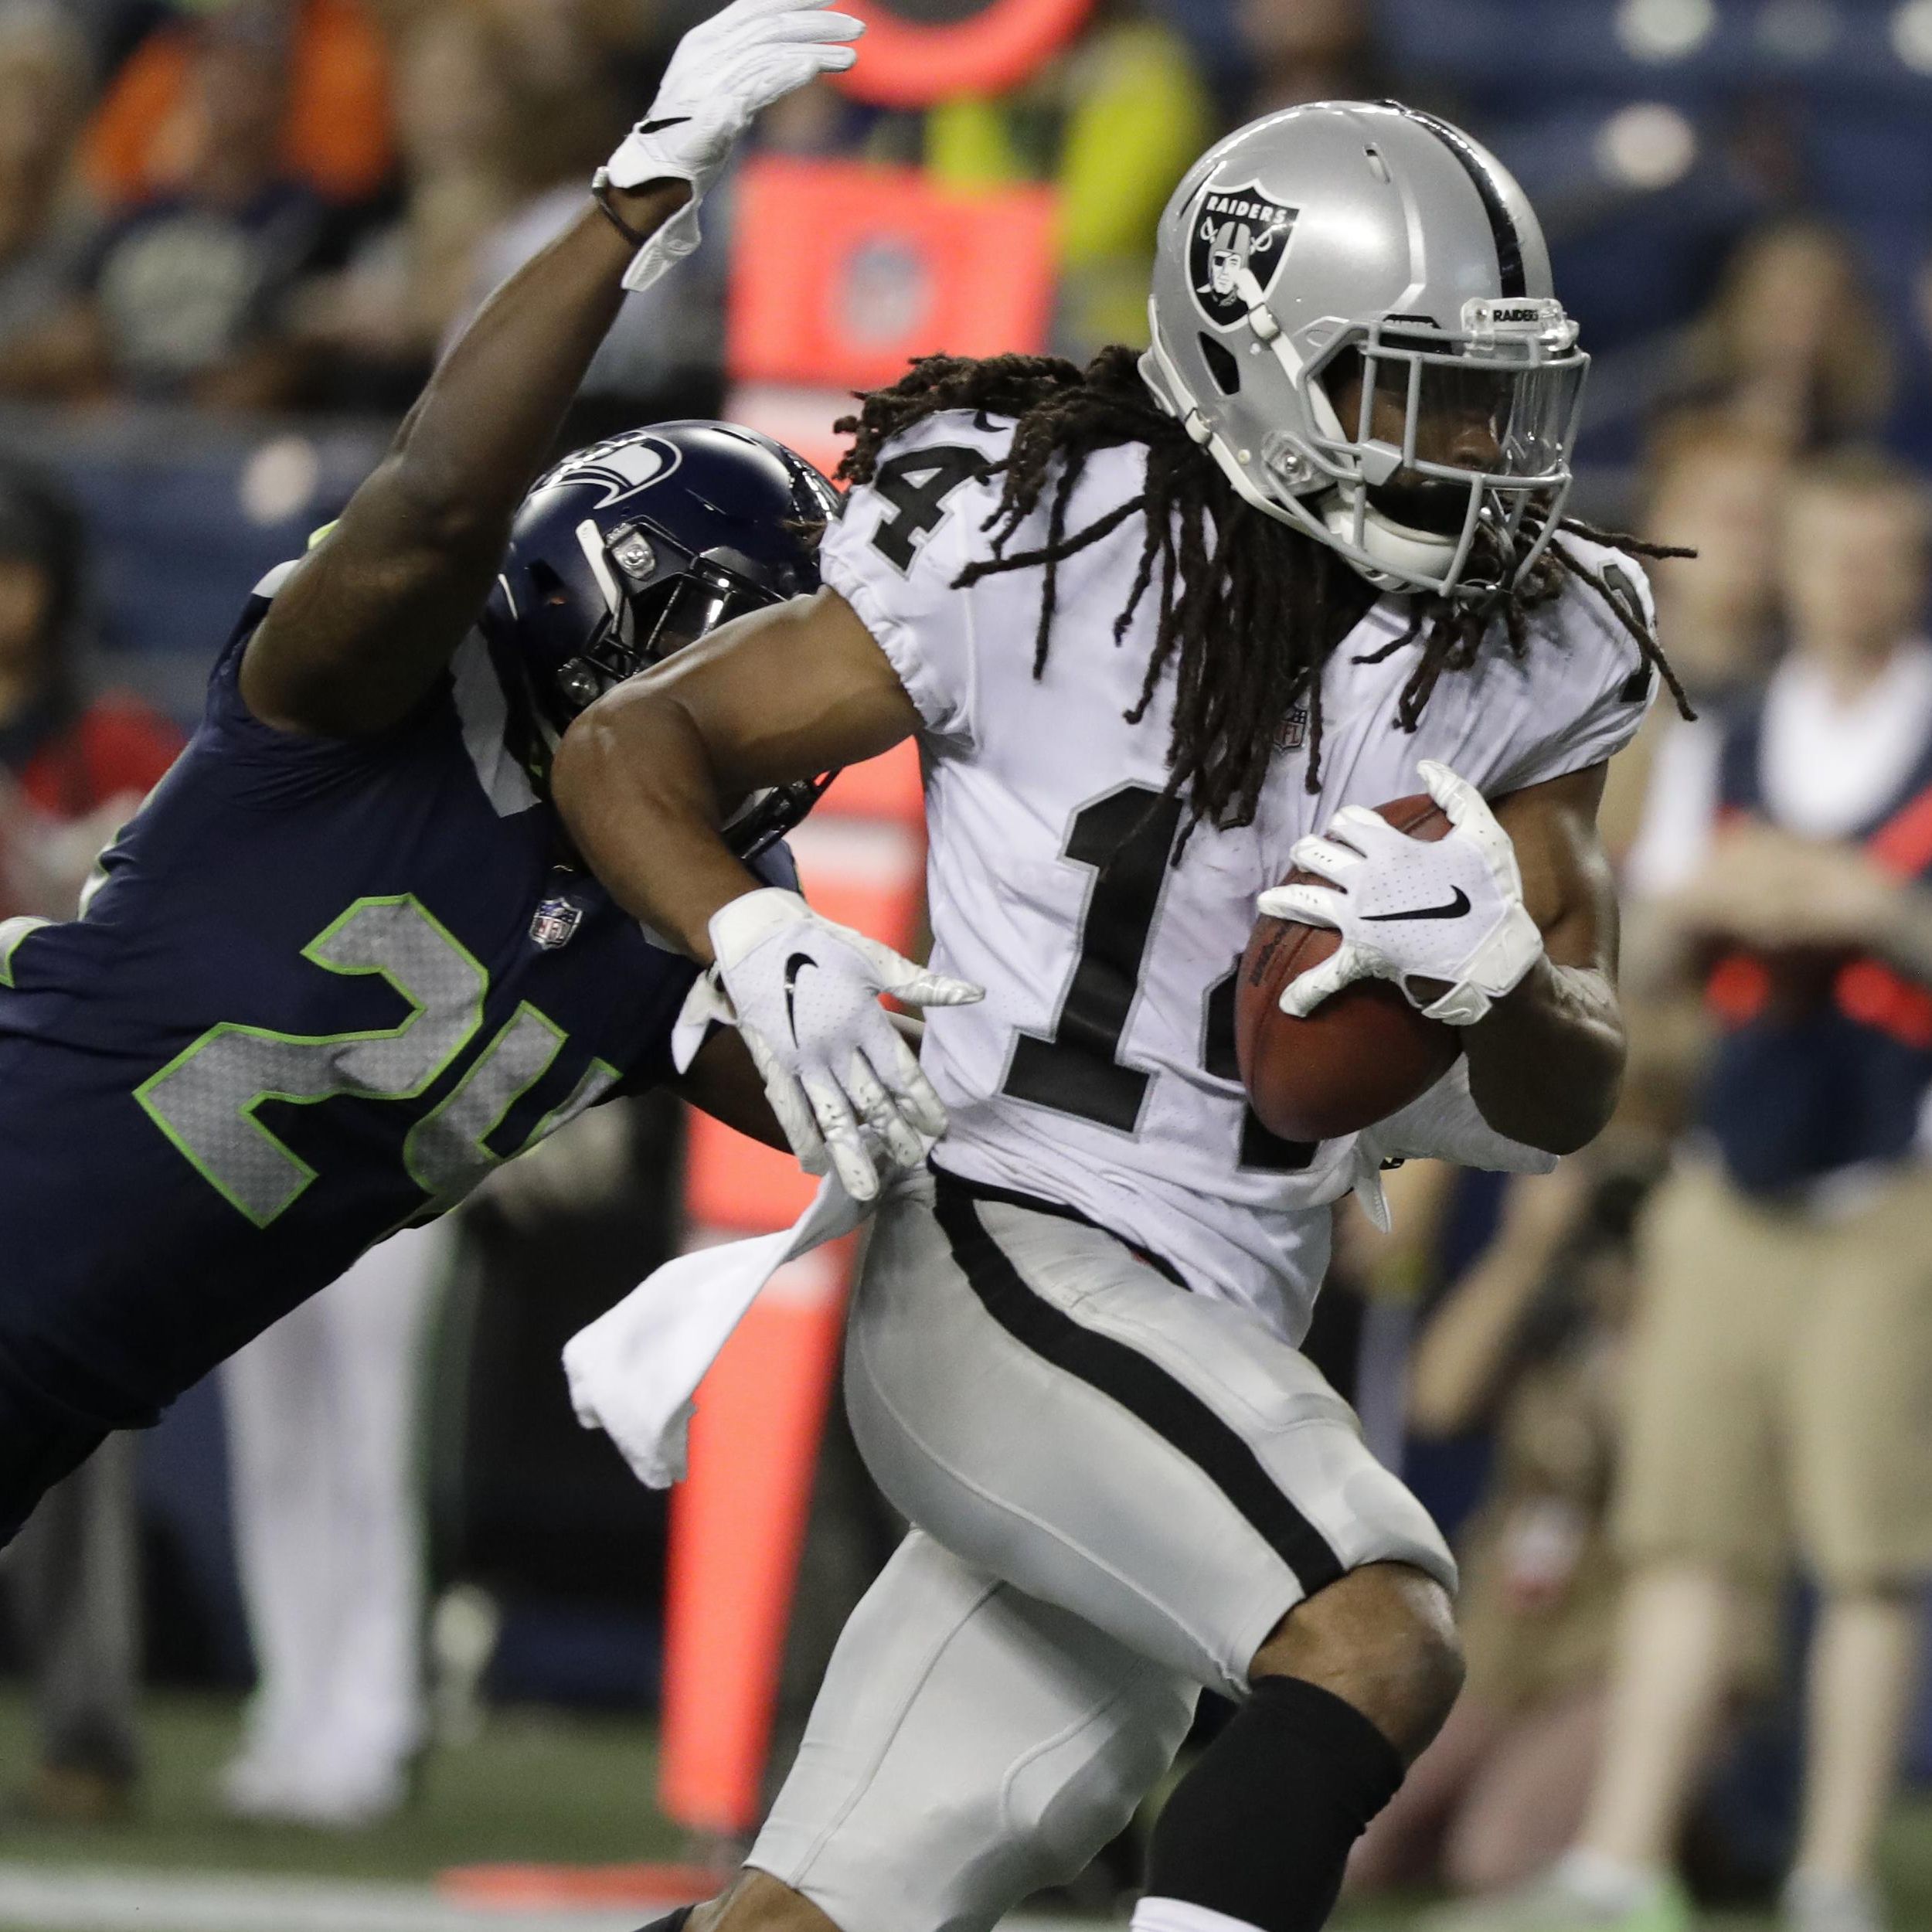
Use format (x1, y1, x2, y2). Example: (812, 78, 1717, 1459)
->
(1494, 762, 1618, 978)
(610, 585, 922, 791)
(240, 458, 503, 737)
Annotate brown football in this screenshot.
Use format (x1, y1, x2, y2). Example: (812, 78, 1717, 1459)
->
(1236, 793, 1463, 1144)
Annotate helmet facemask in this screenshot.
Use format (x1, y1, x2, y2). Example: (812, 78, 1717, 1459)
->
(553, 517, 775, 714)
(1148, 283, 1590, 606)
(1294, 299, 1587, 600)
(553, 516, 828, 859)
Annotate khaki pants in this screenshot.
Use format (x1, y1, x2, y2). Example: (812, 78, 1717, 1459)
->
(1616, 1158, 1932, 1590)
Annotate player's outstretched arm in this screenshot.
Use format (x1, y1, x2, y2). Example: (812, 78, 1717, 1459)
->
(554, 587, 981, 1199)
(1266, 761, 1626, 1155)
(240, 0, 861, 738)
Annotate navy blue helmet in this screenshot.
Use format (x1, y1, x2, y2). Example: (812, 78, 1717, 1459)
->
(482, 420, 842, 856)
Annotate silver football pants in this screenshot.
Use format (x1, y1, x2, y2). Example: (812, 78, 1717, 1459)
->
(750, 1168, 1453, 1932)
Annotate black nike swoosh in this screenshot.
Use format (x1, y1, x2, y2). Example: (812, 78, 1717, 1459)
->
(635, 115, 693, 137)
(783, 951, 817, 1046)
(1361, 888, 1472, 923)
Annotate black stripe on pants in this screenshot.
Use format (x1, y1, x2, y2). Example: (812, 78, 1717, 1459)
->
(930, 1171, 1345, 1601)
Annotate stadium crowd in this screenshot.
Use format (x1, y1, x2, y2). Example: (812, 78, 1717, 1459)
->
(0, 2, 1929, 1930)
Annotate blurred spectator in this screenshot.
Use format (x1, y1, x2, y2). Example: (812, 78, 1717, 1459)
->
(0, 459, 181, 1827)
(4, 1440, 141, 1822)
(222, 1223, 449, 1827)
(922, 5, 1212, 357)
(1237, 0, 1383, 118)
(0, 2, 103, 403)
(296, 5, 544, 410)
(1599, 416, 1790, 861)
(84, 0, 392, 212)
(67, 9, 339, 408)
(1450, 451, 1932, 1932)
(1352, 1148, 1733, 1904)
(0, 457, 179, 910)
(60, 2, 165, 76)
(1673, 222, 1895, 454)
(1641, 415, 1790, 704)
(419, 2, 719, 423)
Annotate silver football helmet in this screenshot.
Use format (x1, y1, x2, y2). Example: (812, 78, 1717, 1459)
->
(1141, 100, 1588, 601)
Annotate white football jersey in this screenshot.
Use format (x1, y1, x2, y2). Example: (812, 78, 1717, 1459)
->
(821, 411, 1657, 1340)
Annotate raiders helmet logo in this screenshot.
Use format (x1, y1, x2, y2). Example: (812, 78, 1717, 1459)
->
(1189, 182, 1298, 329)
(553, 434, 684, 510)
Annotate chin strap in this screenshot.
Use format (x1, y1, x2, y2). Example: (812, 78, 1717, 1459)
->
(1320, 489, 1457, 590)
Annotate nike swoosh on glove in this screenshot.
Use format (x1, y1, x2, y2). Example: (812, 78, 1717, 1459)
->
(1257, 760, 1543, 1026)
(602, 0, 862, 291)
(682, 887, 982, 1201)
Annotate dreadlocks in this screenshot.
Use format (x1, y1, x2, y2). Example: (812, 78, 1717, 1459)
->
(837, 347, 1692, 842)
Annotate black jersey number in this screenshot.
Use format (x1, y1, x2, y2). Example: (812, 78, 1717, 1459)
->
(868, 444, 985, 573)
(1004, 786, 1183, 1133)
(1002, 784, 1319, 1170)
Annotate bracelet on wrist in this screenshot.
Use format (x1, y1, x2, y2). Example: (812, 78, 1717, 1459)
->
(590, 168, 654, 250)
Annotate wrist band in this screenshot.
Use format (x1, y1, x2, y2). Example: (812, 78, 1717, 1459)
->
(590, 168, 654, 250)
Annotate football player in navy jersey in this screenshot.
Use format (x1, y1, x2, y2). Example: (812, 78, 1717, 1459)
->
(0, 0, 865, 1543)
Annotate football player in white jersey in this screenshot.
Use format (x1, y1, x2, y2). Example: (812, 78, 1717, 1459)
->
(560, 104, 1685, 1932)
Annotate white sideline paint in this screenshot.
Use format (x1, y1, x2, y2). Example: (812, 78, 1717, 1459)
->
(0, 1866, 1088, 1932)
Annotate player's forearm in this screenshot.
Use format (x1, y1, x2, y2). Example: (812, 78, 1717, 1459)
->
(375, 184, 688, 549)
(242, 183, 695, 735)
(672, 1029, 790, 1147)
(553, 684, 764, 964)
(1460, 957, 1626, 1155)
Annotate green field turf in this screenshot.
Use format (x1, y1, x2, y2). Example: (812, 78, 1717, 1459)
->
(0, 1691, 1924, 1930)
(0, 1689, 684, 1883)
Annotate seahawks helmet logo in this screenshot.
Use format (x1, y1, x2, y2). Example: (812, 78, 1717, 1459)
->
(1189, 182, 1298, 329)
(553, 434, 684, 510)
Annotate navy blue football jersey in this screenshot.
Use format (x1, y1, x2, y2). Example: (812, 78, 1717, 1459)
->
(0, 569, 783, 1437)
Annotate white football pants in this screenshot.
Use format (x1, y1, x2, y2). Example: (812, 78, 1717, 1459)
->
(750, 1168, 1454, 1932)
(223, 1221, 448, 1815)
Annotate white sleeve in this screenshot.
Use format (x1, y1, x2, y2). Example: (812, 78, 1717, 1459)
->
(817, 413, 1013, 751)
(1490, 542, 1661, 794)
(1362, 1057, 1559, 1175)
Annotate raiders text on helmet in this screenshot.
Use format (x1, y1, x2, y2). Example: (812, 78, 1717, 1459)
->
(1141, 101, 1589, 600)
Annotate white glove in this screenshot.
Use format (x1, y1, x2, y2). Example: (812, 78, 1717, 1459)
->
(601, 0, 862, 291)
(679, 888, 982, 1201)
(1258, 760, 1543, 1027)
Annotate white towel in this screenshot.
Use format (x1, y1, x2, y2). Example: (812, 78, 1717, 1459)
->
(562, 1173, 872, 1488)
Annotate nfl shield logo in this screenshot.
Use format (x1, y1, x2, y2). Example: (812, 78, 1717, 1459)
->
(1189, 181, 1298, 330)
(530, 896, 583, 951)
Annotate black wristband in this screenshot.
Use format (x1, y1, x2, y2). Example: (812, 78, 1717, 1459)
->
(590, 168, 653, 250)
